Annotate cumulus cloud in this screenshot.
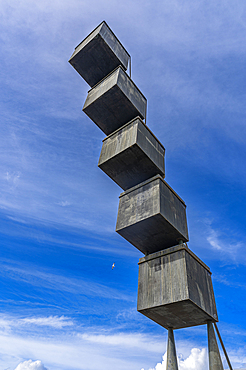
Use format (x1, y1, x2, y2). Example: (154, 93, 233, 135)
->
(178, 348, 207, 370)
(148, 352, 167, 370)
(14, 360, 47, 370)
(147, 348, 207, 370)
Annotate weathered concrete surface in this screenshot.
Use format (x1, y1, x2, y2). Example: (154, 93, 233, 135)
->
(98, 117, 165, 190)
(137, 244, 218, 329)
(69, 21, 130, 87)
(116, 175, 188, 254)
(83, 66, 147, 135)
(166, 328, 178, 370)
(207, 321, 224, 370)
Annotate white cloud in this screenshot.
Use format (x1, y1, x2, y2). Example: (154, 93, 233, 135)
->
(20, 316, 73, 329)
(4, 171, 21, 189)
(207, 229, 222, 251)
(0, 318, 244, 370)
(0, 315, 74, 335)
(148, 352, 166, 370)
(80, 332, 164, 353)
(178, 348, 207, 370)
(0, 330, 164, 370)
(205, 222, 245, 263)
(14, 360, 47, 370)
(148, 348, 207, 370)
(58, 200, 71, 207)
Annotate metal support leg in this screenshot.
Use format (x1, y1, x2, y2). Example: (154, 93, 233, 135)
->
(214, 323, 233, 370)
(207, 321, 224, 370)
(166, 328, 178, 370)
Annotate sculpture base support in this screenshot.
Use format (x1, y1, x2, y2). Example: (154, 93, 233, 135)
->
(207, 321, 224, 370)
(163, 322, 230, 370)
(166, 328, 178, 370)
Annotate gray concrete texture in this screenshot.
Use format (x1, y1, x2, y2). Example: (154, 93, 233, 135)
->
(166, 328, 179, 370)
(116, 175, 188, 254)
(98, 117, 165, 190)
(137, 244, 218, 329)
(207, 322, 224, 370)
(83, 66, 147, 135)
(69, 21, 130, 87)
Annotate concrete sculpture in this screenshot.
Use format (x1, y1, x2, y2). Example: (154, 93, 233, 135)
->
(98, 117, 165, 190)
(137, 244, 218, 329)
(116, 175, 188, 253)
(69, 21, 232, 370)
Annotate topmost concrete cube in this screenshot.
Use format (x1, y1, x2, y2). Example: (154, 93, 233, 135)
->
(69, 21, 130, 87)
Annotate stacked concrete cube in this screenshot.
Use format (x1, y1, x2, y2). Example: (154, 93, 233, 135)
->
(116, 175, 189, 254)
(69, 20, 218, 333)
(137, 244, 218, 329)
(98, 117, 165, 190)
(69, 21, 130, 87)
(83, 67, 147, 135)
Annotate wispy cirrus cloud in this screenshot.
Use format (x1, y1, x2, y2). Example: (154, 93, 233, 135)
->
(80, 332, 164, 353)
(207, 228, 222, 251)
(19, 316, 73, 329)
(0, 315, 73, 336)
(188, 216, 246, 265)
(0, 260, 133, 302)
(213, 274, 246, 290)
(206, 224, 244, 262)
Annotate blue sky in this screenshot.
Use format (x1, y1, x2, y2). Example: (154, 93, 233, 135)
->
(0, 0, 246, 369)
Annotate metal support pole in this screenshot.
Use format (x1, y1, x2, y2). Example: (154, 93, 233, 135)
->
(145, 100, 147, 125)
(166, 328, 178, 370)
(129, 55, 131, 79)
(214, 323, 233, 370)
(207, 321, 224, 370)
